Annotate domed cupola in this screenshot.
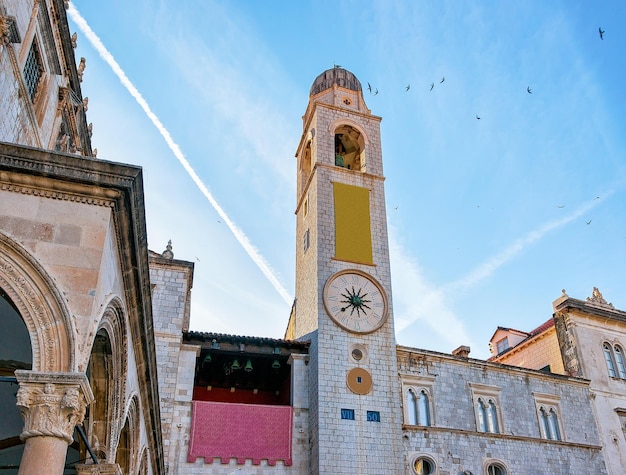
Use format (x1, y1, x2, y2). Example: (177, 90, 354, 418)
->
(310, 66, 362, 96)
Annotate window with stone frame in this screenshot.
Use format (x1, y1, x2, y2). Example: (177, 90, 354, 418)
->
(401, 374, 435, 427)
(469, 383, 503, 434)
(484, 459, 508, 475)
(23, 39, 44, 102)
(533, 392, 564, 441)
(410, 453, 438, 475)
(603, 342, 626, 379)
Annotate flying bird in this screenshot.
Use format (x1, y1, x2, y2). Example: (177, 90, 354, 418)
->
(599, 27, 605, 40)
(586, 220, 592, 225)
(367, 82, 372, 94)
(406, 84, 410, 92)
(593, 196, 600, 200)
(440, 76, 445, 83)
(374, 88, 379, 96)
(527, 87, 532, 94)
(430, 83, 434, 91)
(476, 115, 481, 120)
(556, 205, 565, 208)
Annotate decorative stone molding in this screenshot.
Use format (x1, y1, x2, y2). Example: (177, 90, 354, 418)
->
(86, 296, 129, 464)
(0, 182, 114, 207)
(75, 463, 122, 475)
(0, 232, 76, 372)
(14, 371, 94, 444)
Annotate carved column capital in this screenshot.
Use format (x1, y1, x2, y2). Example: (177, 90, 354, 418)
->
(14, 371, 94, 444)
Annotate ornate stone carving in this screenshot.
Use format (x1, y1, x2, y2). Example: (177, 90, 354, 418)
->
(75, 463, 122, 475)
(0, 233, 76, 372)
(78, 57, 86, 82)
(0, 183, 114, 207)
(161, 240, 174, 259)
(15, 371, 94, 444)
(586, 287, 614, 308)
(71, 32, 77, 49)
(0, 15, 10, 46)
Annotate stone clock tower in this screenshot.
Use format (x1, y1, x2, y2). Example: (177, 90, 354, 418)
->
(291, 67, 403, 473)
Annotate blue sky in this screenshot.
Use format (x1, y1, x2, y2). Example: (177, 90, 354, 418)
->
(68, 1, 626, 359)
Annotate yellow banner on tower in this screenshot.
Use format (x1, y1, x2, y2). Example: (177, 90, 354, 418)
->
(333, 182, 373, 264)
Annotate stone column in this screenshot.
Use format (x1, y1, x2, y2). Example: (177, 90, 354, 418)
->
(14, 370, 94, 475)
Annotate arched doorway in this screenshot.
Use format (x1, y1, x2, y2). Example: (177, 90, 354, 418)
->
(0, 289, 83, 474)
(0, 289, 32, 473)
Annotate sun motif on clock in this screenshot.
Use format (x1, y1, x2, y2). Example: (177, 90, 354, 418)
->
(323, 270, 389, 334)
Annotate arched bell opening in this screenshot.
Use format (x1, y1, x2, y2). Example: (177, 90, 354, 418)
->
(334, 124, 366, 172)
(300, 139, 313, 193)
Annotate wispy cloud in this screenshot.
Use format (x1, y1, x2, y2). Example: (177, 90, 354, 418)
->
(391, 194, 609, 348)
(67, 3, 293, 306)
(445, 197, 607, 293)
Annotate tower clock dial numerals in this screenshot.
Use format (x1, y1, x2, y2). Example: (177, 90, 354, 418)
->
(323, 270, 389, 334)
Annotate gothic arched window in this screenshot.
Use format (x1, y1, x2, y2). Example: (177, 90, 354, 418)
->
(604, 343, 617, 377)
(406, 389, 418, 425)
(418, 390, 431, 426)
(614, 345, 626, 378)
(476, 398, 488, 432)
(487, 400, 500, 433)
(406, 388, 432, 426)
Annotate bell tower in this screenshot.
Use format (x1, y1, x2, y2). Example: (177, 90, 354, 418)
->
(292, 67, 403, 474)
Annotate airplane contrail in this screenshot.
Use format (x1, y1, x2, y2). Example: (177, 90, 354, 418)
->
(67, 4, 293, 306)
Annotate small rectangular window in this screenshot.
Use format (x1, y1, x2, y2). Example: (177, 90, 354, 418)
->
(340, 408, 355, 420)
(5, 16, 21, 43)
(303, 228, 310, 253)
(303, 196, 309, 216)
(366, 411, 380, 422)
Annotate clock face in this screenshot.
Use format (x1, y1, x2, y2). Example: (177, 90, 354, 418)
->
(323, 270, 388, 334)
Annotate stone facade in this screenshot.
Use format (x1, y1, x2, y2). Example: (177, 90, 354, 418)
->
(0, 142, 164, 474)
(0, 2, 162, 473)
(399, 346, 606, 474)
(2, 6, 620, 472)
(1, 0, 92, 155)
(155, 68, 613, 475)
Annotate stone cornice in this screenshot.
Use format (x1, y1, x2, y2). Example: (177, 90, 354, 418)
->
(402, 425, 602, 451)
(555, 297, 626, 322)
(396, 345, 590, 386)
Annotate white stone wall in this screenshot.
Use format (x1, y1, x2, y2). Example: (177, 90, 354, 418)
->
(293, 90, 404, 473)
(149, 258, 194, 466)
(561, 309, 626, 475)
(399, 347, 606, 474)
